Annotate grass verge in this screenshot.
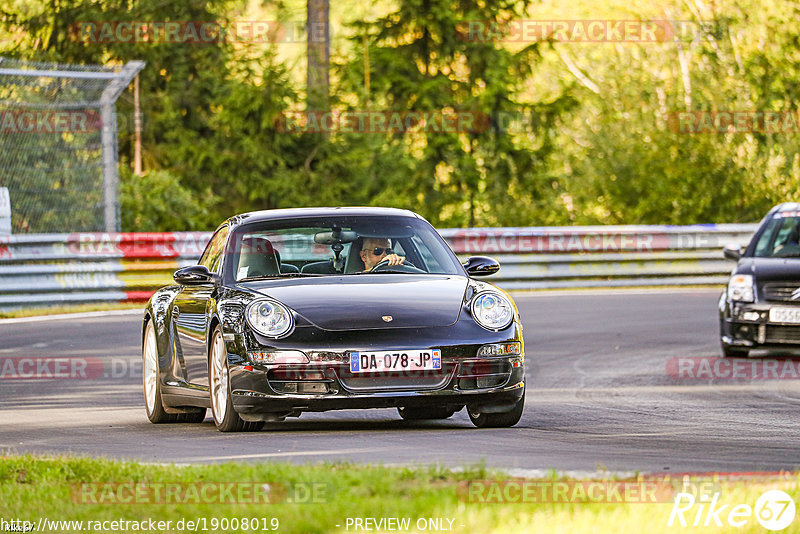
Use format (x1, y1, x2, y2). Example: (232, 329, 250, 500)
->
(1, 455, 798, 533)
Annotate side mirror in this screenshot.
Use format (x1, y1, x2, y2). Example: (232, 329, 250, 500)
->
(723, 244, 743, 261)
(463, 256, 500, 277)
(173, 265, 217, 285)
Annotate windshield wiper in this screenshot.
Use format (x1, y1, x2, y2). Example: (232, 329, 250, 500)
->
(238, 272, 323, 281)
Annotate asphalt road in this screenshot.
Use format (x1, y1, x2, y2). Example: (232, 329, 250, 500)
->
(2, 289, 800, 474)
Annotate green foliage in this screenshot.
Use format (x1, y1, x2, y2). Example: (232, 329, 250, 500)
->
(2, 0, 800, 230)
(552, 0, 800, 225)
(338, 0, 574, 227)
(119, 168, 207, 231)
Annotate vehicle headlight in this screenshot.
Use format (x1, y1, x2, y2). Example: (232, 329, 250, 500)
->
(728, 274, 755, 302)
(245, 299, 294, 338)
(470, 291, 514, 331)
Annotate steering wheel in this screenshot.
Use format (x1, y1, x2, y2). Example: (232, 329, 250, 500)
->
(370, 257, 426, 274)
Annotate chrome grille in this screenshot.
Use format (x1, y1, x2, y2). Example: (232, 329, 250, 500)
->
(763, 284, 800, 303)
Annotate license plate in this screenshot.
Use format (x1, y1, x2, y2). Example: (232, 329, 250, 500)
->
(769, 307, 800, 324)
(349, 349, 441, 373)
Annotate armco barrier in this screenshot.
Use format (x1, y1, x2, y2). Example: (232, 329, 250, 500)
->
(0, 224, 757, 310)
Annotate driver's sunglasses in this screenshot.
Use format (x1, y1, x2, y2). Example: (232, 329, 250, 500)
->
(366, 247, 393, 256)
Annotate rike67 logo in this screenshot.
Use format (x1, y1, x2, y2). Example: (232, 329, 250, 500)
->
(668, 490, 795, 531)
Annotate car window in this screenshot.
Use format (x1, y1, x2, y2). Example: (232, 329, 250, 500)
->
(754, 215, 800, 257)
(226, 215, 463, 279)
(199, 226, 229, 273)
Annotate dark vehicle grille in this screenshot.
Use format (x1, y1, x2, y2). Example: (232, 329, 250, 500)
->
(267, 367, 335, 395)
(456, 360, 512, 390)
(337, 363, 455, 392)
(763, 284, 800, 303)
(765, 325, 800, 344)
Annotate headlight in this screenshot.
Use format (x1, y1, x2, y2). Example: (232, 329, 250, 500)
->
(728, 274, 755, 302)
(245, 299, 294, 338)
(470, 291, 514, 331)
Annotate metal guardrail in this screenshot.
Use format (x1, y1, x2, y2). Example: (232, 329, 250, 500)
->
(0, 224, 757, 310)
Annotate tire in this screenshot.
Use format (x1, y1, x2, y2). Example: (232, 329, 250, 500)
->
(143, 320, 207, 424)
(721, 343, 749, 358)
(468, 391, 525, 428)
(397, 406, 457, 420)
(209, 326, 264, 432)
(143, 320, 175, 423)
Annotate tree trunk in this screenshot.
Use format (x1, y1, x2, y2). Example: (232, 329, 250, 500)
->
(307, 0, 330, 110)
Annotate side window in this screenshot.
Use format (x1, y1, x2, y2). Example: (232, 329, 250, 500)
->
(754, 223, 777, 257)
(199, 227, 229, 273)
(773, 219, 798, 252)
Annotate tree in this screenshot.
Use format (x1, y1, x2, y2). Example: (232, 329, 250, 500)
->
(337, 0, 575, 227)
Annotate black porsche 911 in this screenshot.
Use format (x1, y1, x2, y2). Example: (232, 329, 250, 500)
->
(142, 207, 525, 431)
(720, 202, 800, 357)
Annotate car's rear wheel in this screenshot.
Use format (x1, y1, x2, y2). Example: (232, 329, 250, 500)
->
(721, 343, 749, 358)
(397, 406, 457, 420)
(209, 326, 263, 432)
(468, 391, 525, 428)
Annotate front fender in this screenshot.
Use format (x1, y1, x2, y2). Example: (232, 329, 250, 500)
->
(143, 285, 183, 382)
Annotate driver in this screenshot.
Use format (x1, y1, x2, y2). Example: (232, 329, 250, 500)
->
(360, 237, 405, 271)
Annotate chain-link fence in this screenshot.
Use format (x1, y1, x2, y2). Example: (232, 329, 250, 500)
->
(0, 58, 143, 233)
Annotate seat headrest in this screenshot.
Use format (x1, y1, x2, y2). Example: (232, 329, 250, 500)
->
(240, 236, 276, 255)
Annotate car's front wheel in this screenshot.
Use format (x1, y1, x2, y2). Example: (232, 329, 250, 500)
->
(143, 321, 173, 423)
(468, 391, 525, 428)
(143, 320, 207, 424)
(397, 406, 457, 420)
(209, 326, 263, 432)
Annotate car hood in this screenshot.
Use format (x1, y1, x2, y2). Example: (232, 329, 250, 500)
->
(238, 274, 468, 330)
(737, 257, 800, 283)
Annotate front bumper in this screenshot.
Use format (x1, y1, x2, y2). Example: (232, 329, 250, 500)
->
(228, 354, 525, 420)
(720, 300, 800, 350)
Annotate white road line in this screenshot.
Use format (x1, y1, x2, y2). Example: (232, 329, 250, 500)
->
(527, 384, 800, 395)
(0, 309, 141, 324)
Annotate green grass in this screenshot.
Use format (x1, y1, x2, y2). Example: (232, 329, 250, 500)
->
(1, 455, 799, 533)
(0, 302, 142, 319)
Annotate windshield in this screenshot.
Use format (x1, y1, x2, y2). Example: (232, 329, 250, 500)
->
(753, 213, 800, 258)
(226, 215, 464, 280)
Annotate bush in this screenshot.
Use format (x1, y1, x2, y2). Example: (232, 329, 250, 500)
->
(120, 168, 212, 231)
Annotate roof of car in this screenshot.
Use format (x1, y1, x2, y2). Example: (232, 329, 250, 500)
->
(775, 202, 800, 212)
(224, 207, 422, 228)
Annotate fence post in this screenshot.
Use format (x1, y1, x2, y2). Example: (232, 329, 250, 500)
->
(99, 60, 146, 232)
(0, 187, 10, 234)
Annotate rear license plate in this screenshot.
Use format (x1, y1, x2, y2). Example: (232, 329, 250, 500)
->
(769, 307, 800, 324)
(349, 350, 441, 373)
